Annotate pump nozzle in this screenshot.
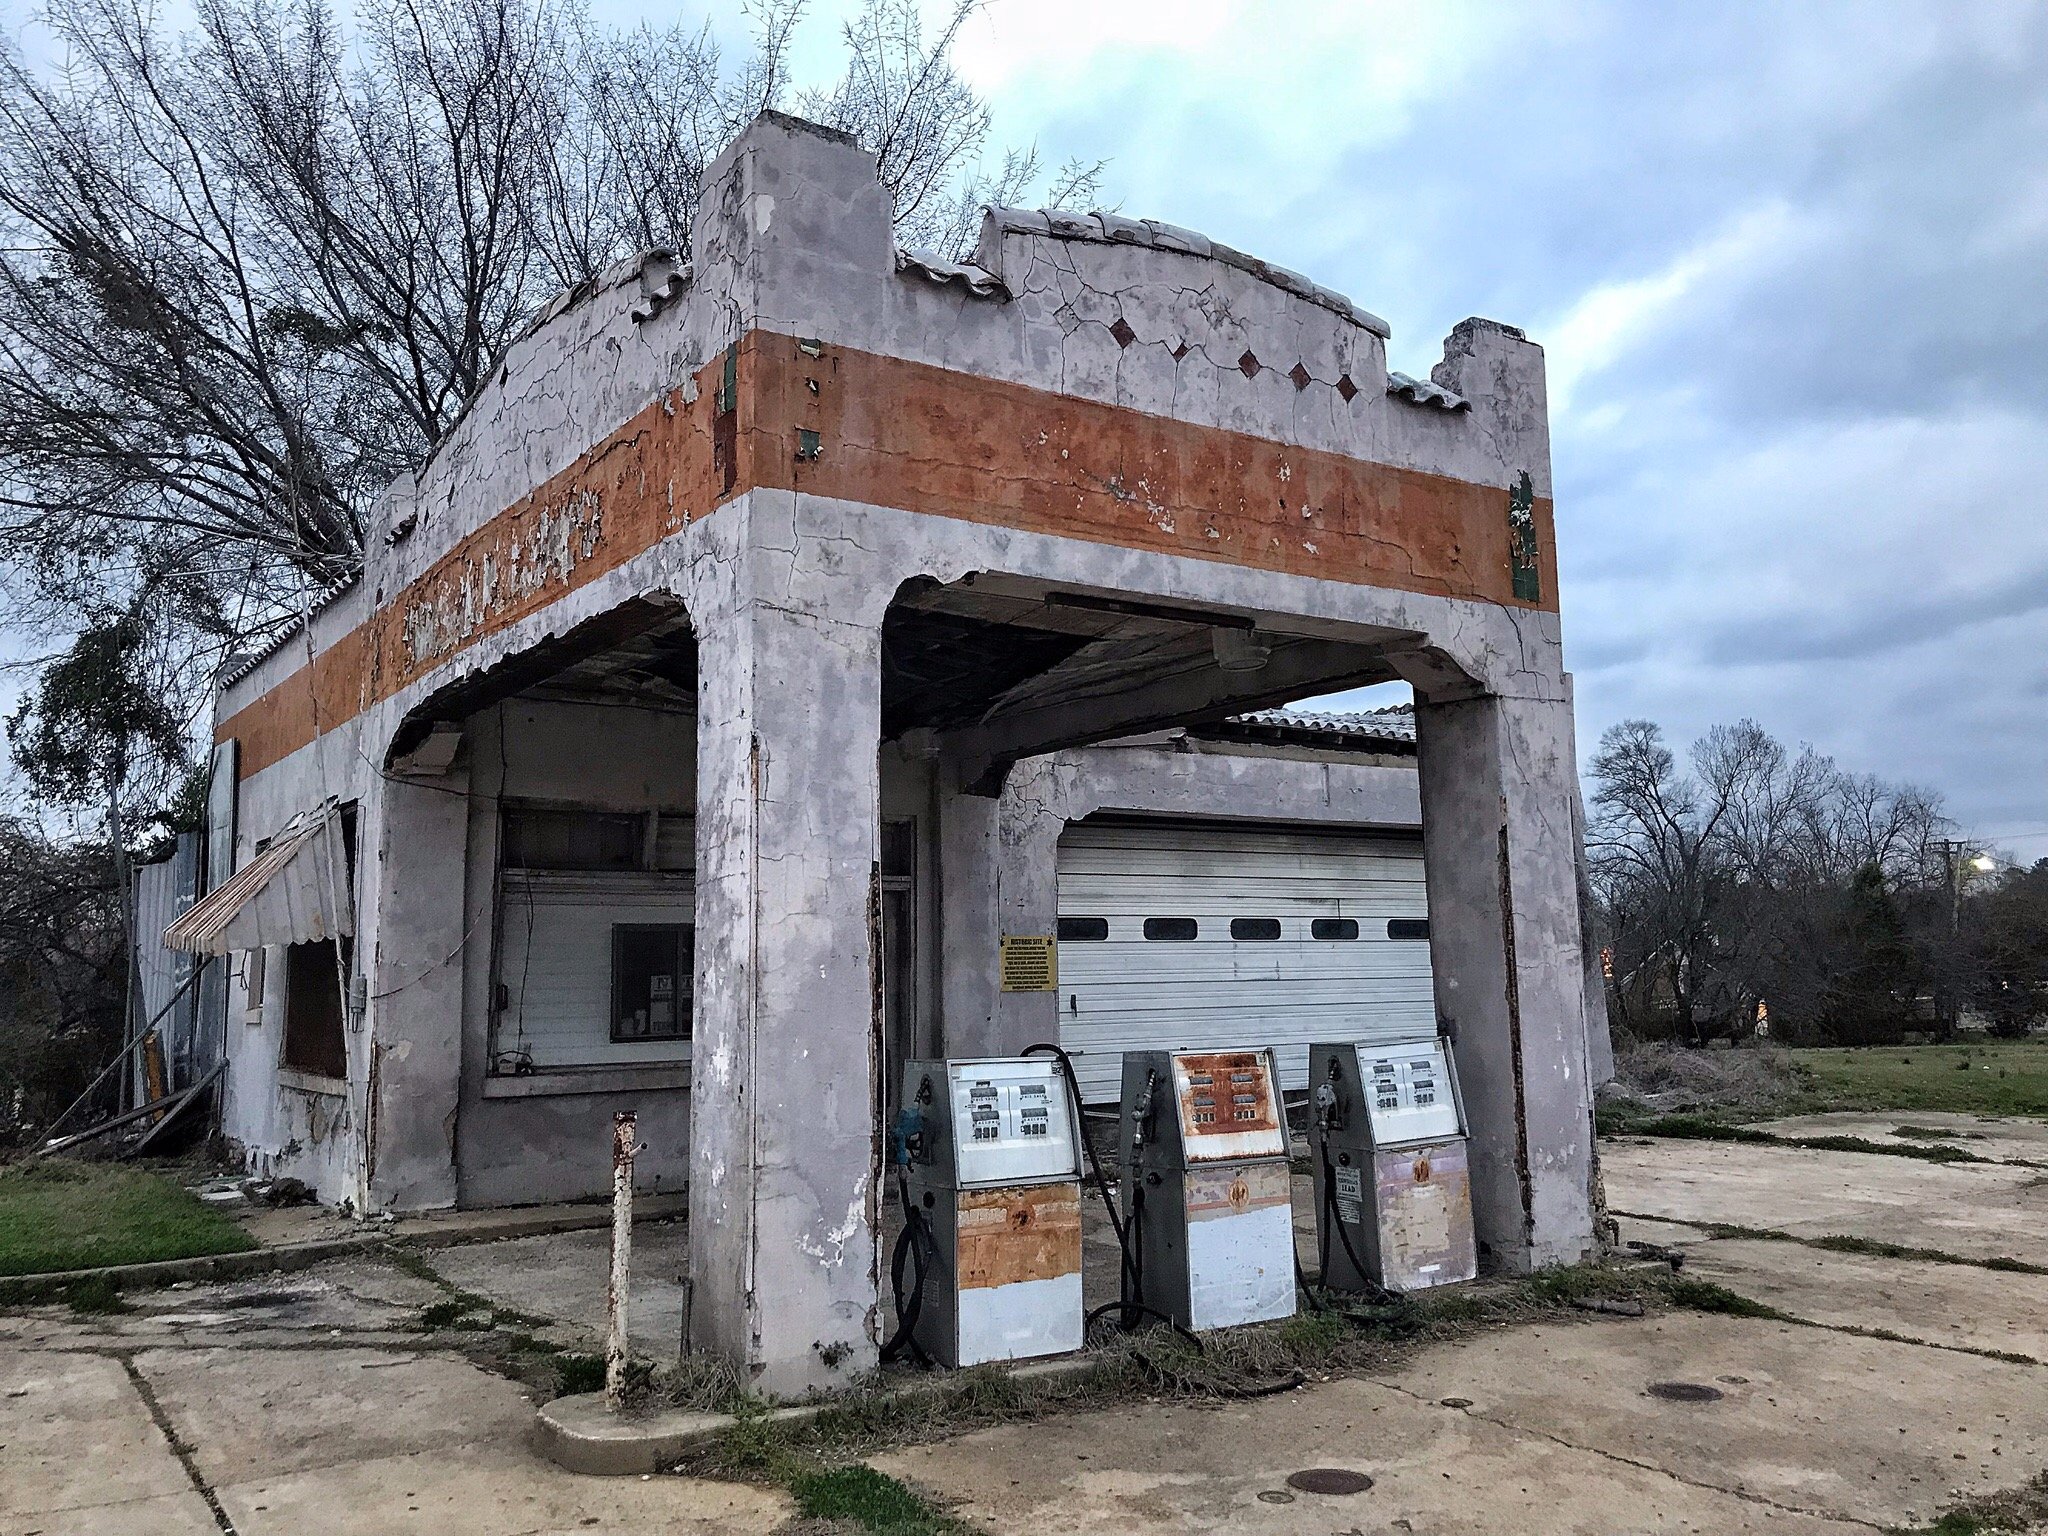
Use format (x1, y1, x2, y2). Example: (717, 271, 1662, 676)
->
(1312, 1080, 1339, 1133)
(890, 1104, 926, 1168)
(1129, 1068, 1159, 1159)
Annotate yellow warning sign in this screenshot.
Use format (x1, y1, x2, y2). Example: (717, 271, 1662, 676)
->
(999, 935, 1057, 993)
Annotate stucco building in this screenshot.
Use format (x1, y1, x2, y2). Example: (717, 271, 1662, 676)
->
(166, 112, 1604, 1395)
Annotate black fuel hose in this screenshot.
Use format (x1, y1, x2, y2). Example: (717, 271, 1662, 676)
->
(879, 1165, 937, 1366)
(1024, 1043, 1199, 1351)
(1302, 1121, 1403, 1314)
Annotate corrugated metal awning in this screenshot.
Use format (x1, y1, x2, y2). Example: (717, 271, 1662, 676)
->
(162, 810, 354, 956)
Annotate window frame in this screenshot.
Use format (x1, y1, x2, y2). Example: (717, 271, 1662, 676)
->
(276, 802, 358, 1087)
(609, 922, 693, 1044)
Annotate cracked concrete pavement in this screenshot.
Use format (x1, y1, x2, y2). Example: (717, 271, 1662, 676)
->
(6, 1118, 2047, 1534)
(879, 1115, 2048, 1535)
(0, 1222, 783, 1536)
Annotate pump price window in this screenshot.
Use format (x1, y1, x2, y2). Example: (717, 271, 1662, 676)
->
(1358, 1040, 1464, 1146)
(1169, 1050, 1286, 1162)
(945, 1061, 1079, 1187)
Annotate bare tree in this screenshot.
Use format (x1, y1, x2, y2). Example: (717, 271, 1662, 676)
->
(1590, 717, 1951, 1043)
(0, 0, 1097, 670)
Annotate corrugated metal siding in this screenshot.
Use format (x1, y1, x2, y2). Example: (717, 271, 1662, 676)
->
(496, 871, 693, 1070)
(162, 813, 351, 955)
(1056, 822, 1435, 1102)
(131, 846, 197, 1104)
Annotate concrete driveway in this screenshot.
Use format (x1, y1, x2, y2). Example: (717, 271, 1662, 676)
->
(880, 1116, 2048, 1535)
(6, 1119, 2046, 1535)
(0, 1230, 784, 1536)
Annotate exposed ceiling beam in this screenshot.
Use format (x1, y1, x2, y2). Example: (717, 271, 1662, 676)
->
(941, 637, 1396, 795)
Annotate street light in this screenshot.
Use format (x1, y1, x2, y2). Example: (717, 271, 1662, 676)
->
(1969, 854, 1997, 874)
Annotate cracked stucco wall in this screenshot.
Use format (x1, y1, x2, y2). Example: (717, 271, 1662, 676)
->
(209, 110, 1594, 1393)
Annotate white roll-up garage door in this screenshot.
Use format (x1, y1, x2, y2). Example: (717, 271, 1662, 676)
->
(1056, 821, 1435, 1103)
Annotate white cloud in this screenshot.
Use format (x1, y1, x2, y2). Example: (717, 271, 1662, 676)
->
(1544, 202, 1803, 415)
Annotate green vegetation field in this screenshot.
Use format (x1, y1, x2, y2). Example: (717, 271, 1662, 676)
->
(0, 1159, 257, 1276)
(1791, 1039, 2048, 1118)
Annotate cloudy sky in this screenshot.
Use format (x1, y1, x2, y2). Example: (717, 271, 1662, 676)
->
(830, 0, 2045, 859)
(5, 0, 2042, 860)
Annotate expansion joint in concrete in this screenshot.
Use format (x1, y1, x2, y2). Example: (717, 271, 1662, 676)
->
(119, 1352, 239, 1534)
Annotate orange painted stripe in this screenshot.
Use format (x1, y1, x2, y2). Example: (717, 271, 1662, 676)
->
(221, 330, 1555, 778)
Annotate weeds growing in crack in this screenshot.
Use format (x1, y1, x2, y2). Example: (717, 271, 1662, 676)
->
(1890, 1470, 2048, 1535)
(1615, 1214, 2048, 1277)
(1601, 1113, 1997, 1164)
(664, 1259, 1757, 1494)
(389, 1250, 598, 1398)
(62, 1274, 132, 1315)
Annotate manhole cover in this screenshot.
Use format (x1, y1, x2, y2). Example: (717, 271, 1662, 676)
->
(1647, 1381, 1725, 1403)
(1286, 1468, 1375, 1496)
(1439, 1396, 1474, 1409)
(1256, 1490, 1295, 1505)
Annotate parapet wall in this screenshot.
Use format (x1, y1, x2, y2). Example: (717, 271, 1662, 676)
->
(215, 111, 1555, 790)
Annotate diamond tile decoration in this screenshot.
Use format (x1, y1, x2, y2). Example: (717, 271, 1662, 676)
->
(1110, 316, 1137, 349)
(1289, 362, 1312, 391)
(1337, 373, 1359, 402)
(1238, 350, 1260, 378)
(1172, 340, 1191, 361)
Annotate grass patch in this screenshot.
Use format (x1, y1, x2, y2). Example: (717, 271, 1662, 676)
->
(1661, 1277, 1791, 1319)
(1791, 1040, 2048, 1118)
(62, 1273, 132, 1315)
(0, 1159, 257, 1276)
(791, 1466, 968, 1534)
(1891, 1470, 2048, 1535)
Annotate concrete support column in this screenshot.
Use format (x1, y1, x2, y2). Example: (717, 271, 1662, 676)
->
(689, 592, 884, 1396)
(932, 758, 1070, 1059)
(366, 769, 472, 1212)
(1415, 690, 1596, 1272)
(934, 780, 1002, 1057)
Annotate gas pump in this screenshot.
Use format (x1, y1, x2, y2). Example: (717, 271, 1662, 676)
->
(891, 1057, 1085, 1368)
(1308, 1035, 1477, 1293)
(1119, 1048, 1295, 1331)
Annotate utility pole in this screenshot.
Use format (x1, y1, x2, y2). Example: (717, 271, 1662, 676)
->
(1932, 839, 1995, 1034)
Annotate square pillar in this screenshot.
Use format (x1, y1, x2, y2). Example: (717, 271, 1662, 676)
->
(1415, 690, 1596, 1271)
(366, 769, 471, 1212)
(689, 592, 884, 1396)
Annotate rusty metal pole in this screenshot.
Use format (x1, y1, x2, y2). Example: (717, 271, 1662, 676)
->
(606, 1109, 637, 1410)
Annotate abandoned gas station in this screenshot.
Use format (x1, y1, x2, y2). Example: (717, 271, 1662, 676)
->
(160, 112, 1605, 1395)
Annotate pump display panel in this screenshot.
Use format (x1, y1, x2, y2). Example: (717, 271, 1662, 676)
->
(1168, 1050, 1287, 1163)
(1358, 1038, 1464, 1147)
(944, 1059, 1080, 1188)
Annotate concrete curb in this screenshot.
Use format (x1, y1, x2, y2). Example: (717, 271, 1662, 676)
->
(534, 1397, 818, 1477)
(534, 1356, 1098, 1477)
(0, 1195, 689, 1304)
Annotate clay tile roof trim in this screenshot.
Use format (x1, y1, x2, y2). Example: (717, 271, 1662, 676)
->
(985, 207, 1393, 339)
